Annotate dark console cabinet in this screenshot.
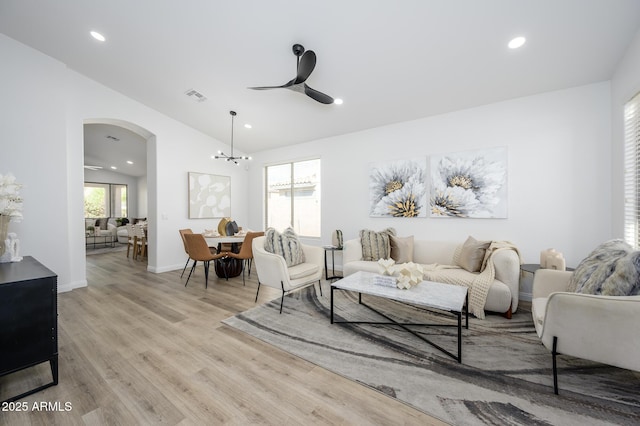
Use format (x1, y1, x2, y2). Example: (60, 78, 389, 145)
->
(0, 256, 58, 402)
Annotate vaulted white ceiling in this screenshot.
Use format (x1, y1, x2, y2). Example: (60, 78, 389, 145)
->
(2, 0, 640, 157)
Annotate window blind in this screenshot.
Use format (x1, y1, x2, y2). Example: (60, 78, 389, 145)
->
(624, 92, 640, 249)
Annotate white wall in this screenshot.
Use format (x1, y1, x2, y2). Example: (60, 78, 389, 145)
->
(0, 34, 72, 287)
(612, 27, 640, 238)
(249, 83, 613, 299)
(0, 34, 251, 290)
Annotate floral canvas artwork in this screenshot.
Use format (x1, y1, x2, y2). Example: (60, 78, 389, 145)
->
(430, 147, 507, 218)
(369, 159, 427, 217)
(188, 172, 231, 219)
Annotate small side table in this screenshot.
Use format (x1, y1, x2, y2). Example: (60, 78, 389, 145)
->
(521, 263, 574, 276)
(323, 246, 343, 281)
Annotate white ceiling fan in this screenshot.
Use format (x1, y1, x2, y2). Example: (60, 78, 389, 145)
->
(83, 165, 103, 170)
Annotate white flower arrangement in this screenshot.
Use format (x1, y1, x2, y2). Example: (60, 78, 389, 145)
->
(0, 173, 23, 222)
(377, 258, 424, 289)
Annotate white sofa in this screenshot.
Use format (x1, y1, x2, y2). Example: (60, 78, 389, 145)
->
(531, 269, 640, 394)
(85, 218, 118, 238)
(84, 218, 143, 243)
(343, 238, 521, 317)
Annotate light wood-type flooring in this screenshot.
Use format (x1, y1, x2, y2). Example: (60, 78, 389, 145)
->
(0, 251, 445, 425)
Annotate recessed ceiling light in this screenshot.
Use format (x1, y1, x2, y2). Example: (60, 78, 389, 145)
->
(244, 124, 252, 129)
(126, 161, 134, 165)
(334, 98, 344, 105)
(110, 166, 117, 170)
(90, 31, 106, 42)
(508, 36, 526, 49)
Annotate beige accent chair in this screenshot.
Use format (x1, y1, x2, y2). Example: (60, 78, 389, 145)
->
(531, 269, 640, 394)
(252, 235, 324, 313)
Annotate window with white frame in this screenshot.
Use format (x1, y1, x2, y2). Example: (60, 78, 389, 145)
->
(265, 159, 321, 237)
(84, 182, 128, 218)
(624, 92, 640, 249)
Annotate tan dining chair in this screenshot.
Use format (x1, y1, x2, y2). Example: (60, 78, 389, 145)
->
(183, 233, 228, 288)
(226, 231, 264, 285)
(178, 228, 193, 277)
(133, 224, 148, 260)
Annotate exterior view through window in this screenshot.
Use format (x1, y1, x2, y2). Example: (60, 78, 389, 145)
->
(265, 159, 321, 237)
(624, 91, 640, 249)
(84, 182, 127, 218)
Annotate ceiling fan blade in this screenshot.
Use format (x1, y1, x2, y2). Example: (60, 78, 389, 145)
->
(304, 84, 334, 104)
(248, 79, 295, 90)
(84, 165, 103, 170)
(294, 50, 316, 84)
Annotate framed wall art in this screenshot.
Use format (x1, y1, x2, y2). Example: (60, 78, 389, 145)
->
(429, 147, 507, 218)
(369, 158, 427, 217)
(188, 172, 230, 219)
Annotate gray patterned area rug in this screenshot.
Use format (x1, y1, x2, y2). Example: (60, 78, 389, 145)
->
(223, 284, 640, 426)
(85, 244, 128, 255)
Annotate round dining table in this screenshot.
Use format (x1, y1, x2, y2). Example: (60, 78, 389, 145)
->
(204, 235, 246, 278)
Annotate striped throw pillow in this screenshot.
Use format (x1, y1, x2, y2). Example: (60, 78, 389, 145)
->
(264, 227, 306, 267)
(359, 228, 396, 261)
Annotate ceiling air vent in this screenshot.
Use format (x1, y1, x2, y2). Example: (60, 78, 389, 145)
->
(185, 88, 207, 102)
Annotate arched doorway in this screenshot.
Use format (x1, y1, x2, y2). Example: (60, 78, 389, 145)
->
(82, 118, 156, 268)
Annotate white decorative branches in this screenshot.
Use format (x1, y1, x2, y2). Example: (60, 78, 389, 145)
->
(0, 173, 23, 222)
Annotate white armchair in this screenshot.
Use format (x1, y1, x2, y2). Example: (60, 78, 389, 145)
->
(252, 236, 324, 313)
(532, 269, 640, 394)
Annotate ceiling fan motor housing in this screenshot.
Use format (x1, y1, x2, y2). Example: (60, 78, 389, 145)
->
(292, 44, 305, 56)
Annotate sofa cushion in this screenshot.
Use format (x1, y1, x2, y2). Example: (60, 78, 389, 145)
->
(344, 260, 381, 277)
(94, 217, 110, 230)
(360, 228, 396, 261)
(390, 235, 414, 264)
(288, 262, 319, 280)
(264, 227, 306, 267)
(457, 236, 490, 272)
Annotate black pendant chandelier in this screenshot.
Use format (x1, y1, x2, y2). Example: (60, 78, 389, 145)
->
(214, 110, 251, 165)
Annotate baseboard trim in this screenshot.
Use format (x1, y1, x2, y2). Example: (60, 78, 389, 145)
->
(148, 263, 183, 274)
(59, 279, 87, 293)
